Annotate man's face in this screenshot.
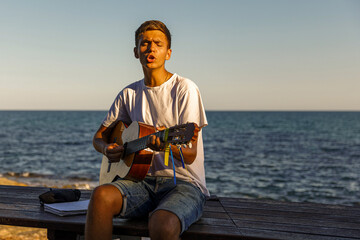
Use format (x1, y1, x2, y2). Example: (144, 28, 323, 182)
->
(134, 30, 172, 70)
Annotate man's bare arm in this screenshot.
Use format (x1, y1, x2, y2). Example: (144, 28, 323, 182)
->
(93, 125, 124, 162)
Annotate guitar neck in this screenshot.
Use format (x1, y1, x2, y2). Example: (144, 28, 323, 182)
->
(124, 131, 163, 156)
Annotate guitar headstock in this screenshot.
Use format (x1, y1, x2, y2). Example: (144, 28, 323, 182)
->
(165, 123, 196, 145)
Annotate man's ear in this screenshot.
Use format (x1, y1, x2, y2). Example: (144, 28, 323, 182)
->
(166, 48, 172, 60)
(134, 47, 139, 59)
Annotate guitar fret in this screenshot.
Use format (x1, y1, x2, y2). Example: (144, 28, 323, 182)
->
(126, 134, 152, 155)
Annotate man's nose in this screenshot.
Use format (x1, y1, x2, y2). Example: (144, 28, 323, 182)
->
(149, 41, 156, 51)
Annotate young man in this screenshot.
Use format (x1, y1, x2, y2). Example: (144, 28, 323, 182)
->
(85, 20, 208, 240)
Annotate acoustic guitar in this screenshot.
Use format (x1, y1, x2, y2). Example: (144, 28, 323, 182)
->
(99, 121, 195, 185)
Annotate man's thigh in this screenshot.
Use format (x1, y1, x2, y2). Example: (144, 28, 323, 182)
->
(110, 178, 156, 218)
(151, 179, 206, 234)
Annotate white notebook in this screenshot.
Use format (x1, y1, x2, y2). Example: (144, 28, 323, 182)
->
(44, 199, 90, 216)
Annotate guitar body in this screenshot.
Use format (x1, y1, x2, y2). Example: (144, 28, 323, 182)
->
(99, 121, 155, 185)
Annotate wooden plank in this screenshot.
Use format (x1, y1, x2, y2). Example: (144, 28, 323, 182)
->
(221, 204, 360, 222)
(226, 206, 360, 224)
(236, 228, 356, 240)
(220, 197, 360, 222)
(0, 208, 86, 232)
(234, 219, 360, 239)
(220, 197, 360, 215)
(195, 217, 235, 227)
(0, 185, 91, 196)
(0, 202, 43, 212)
(222, 196, 360, 207)
(0, 185, 49, 192)
(220, 200, 360, 239)
(204, 200, 222, 207)
(203, 205, 226, 213)
(224, 204, 360, 221)
(182, 224, 242, 240)
(0, 196, 90, 207)
(0, 190, 91, 209)
(219, 198, 360, 240)
(202, 211, 230, 219)
(229, 211, 360, 230)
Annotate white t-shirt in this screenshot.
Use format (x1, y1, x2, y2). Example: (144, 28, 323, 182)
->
(102, 73, 209, 196)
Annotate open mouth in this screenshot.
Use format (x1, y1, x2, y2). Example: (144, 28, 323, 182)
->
(147, 55, 155, 62)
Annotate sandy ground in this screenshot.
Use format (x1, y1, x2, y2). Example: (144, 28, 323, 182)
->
(0, 177, 47, 240)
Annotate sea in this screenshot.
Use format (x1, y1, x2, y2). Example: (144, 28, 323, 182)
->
(0, 111, 359, 206)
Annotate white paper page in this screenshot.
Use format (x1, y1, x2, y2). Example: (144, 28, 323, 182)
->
(44, 199, 90, 212)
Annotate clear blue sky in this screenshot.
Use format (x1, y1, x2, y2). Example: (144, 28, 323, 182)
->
(1, 0, 359, 110)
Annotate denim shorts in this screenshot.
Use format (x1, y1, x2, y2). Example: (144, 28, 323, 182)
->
(110, 176, 206, 234)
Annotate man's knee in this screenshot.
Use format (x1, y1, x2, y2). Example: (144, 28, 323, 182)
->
(149, 210, 181, 239)
(90, 184, 123, 215)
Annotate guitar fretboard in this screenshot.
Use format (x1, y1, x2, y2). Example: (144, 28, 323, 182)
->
(124, 131, 162, 156)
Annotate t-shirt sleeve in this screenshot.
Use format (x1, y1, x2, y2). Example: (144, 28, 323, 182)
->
(178, 80, 208, 128)
(102, 91, 131, 128)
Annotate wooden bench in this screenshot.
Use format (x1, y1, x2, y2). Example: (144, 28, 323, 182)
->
(0, 185, 359, 240)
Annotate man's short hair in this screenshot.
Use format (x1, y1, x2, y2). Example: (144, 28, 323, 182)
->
(135, 20, 172, 49)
